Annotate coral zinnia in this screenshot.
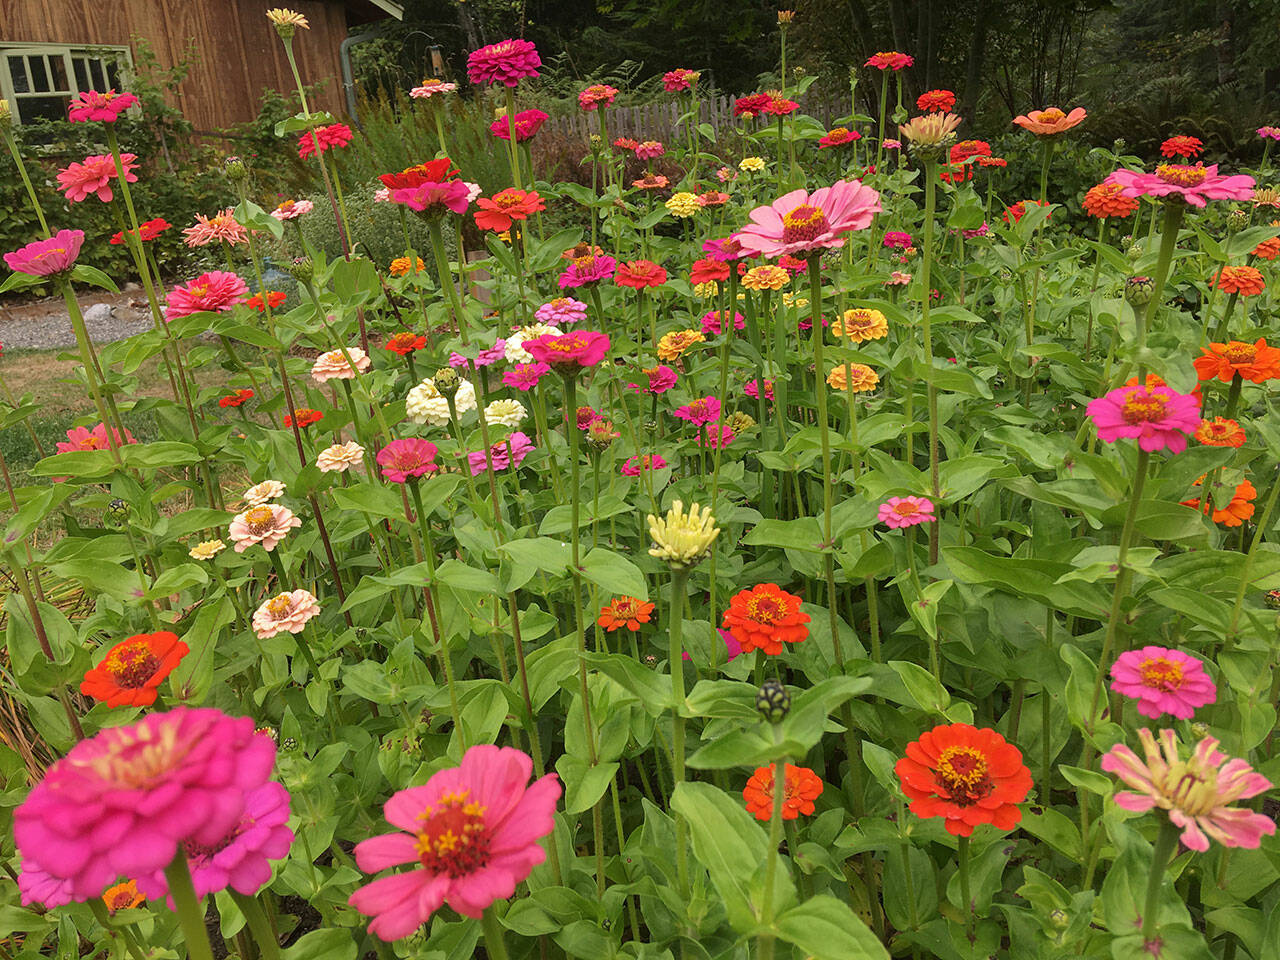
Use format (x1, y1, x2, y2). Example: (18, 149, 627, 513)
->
(245, 290, 286, 312)
(376, 438, 439, 483)
(663, 68, 700, 92)
(1012, 106, 1086, 135)
(578, 84, 618, 111)
(165, 271, 249, 321)
(1106, 163, 1254, 208)
(297, 123, 352, 159)
(1082, 182, 1140, 219)
(598, 596, 655, 632)
(474, 188, 545, 231)
(865, 51, 913, 70)
(1110, 646, 1216, 720)
(102, 879, 144, 913)
(690, 257, 731, 285)
(284, 408, 323, 428)
(1213, 265, 1266, 296)
(349, 744, 560, 940)
(722, 584, 810, 655)
(1195, 416, 1246, 447)
(1181, 476, 1257, 527)
(743, 764, 824, 820)
(525, 331, 611, 372)
(219, 389, 254, 408)
(56, 153, 138, 203)
(388, 257, 424, 277)
(878, 495, 935, 529)
(1101, 728, 1274, 851)
(1160, 135, 1204, 159)
(615, 260, 667, 288)
(183, 208, 248, 247)
(916, 89, 956, 113)
(1086, 382, 1200, 452)
(110, 217, 171, 245)
(67, 89, 139, 123)
(489, 109, 548, 142)
(467, 38, 542, 86)
(1193, 338, 1280, 383)
(818, 127, 861, 149)
(895, 723, 1032, 837)
(5, 229, 84, 276)
(1253, 236, 1280, 260)
(735, 181, 881, 258)
(80, 631, 189, 707)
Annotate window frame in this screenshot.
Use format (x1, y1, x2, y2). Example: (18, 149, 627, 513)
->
(0, 42, 135, 125)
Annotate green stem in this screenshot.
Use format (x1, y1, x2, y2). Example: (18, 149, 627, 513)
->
(920, 161, 941, 565)
(2, 128, 50, 236)
(1141, 818, 1180, 943)
(958, 835, 974, 944)
(163, 850, 217, 960)
(428, 218, 468, 343)
(669, 564, 692, 906)
(755, 723, 788, 960)
(1137, 202, 1186, 380)
(231, 891, 282, 960)
(504, 88, 523, 190)
(480, 906, 512, 960)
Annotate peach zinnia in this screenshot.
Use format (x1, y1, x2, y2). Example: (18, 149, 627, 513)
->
(1012, 106, 1086, 135)
(252, 590, 321, 640)
(311, 347, 372, 383)
(722, 584, 810, 656)
(826, 362, 878, 392)
(80, 631, 189, 708)
(229, 503, 302, 553)
(1213, 265, 1265, 296)
(1193, 339, 1280, 384)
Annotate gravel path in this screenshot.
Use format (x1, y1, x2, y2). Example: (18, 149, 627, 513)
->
(0, 290, 153, 350)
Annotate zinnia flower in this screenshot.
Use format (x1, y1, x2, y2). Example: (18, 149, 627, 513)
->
(297, 123, 353, 159)
(189, 539, 226, 560)
(110, 217, 170, 245)
(1181, 476, 1257, 527)
(244, 480, 285, 505)
(253, 590, 321, 639)
(1002, 200, 1051, 224)
(899, 113, 963, 148)
(80, 631, 189, 707)
(474, 189, 546, 232)
(895, 723, 1033, 837)
(1101, 728, 1275, 851)
(1252, 237, 1280, 260)
(502, 362, 551, 391)
(56, 423, 136, 453)
(633, 174, 670, 191)
(647, 500, 719, 567)
(317, 441, 365, 473)
(466, 433, 534, 475)
(102, 880, 144, 913)
(1259, 126, 1280, 141)
(722, 584, 810, 656)
(740, 265, 790, 290)
(284, 408, 323, 428)
(832, 307, 888, 342)
(1105, 163, 1254, 208)
(489, 109, 548, 142)
(377, 438, 439, 483)
(673, 396, 722, 426)
(657, 330, 705, 360)
(266, 8, 309, 31)
(1161, 135, 1204, 159)
(621, 454, 668, 475)
(1193, 338, 1280, 383)
(411, 78, 458, 98)
(743, 764, 823, 820)
(666, 192, 703, 218)
(484, 399, 526, 428)
(700, 310, 745, 336)
(1110, 647, 1217, 720)
(56, 154, 137, 203)
(1213, 265, 1266, 296)
(229, 503, 301, 553)
(389, 257, 425, 277)
(690, 258, 731, 286)
(739, 156, 767, 172)
(735, 181, 881, 257)
(391, 181, 472, 216)
(1086, 382, 1200, 452)
(865, 51, 913, 70)
(916, 89, 956, 113)
(578, 84, 618, 111)
(1012, 106, 1087, 135)
(524, 331, 611, 373)
(165, 271, 249, 321)
(349, 744, 560, 940)
(467, 38, 541, 86)
(536, 297, 588, 326)
(826, 362, 879, 392)
(663, 68, 700, 92)
(878, 496, 936, 529)
(598, 596, 655, 632)
(1082, 182, 1140, 219)
(1195, 417, 1245, 447)
(744, 378, 774, 401)
(385, 332, 427, 355)
(635, 140, 664, 160)
(558, 253, 617, 289)
(245, 291, 287, 312)
(4, 229, 84, 276)
(183, 209, 248, 247)
(67, 89, 139, 123)
(818, 127, 861, 149)
(615, 260, 668, 289)
(14, 708, 276, 903)
(270, 198, 314, 221)
(312, 347, 372, 383)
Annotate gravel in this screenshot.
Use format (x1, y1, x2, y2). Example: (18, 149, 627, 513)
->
(0, 291, 154, 350)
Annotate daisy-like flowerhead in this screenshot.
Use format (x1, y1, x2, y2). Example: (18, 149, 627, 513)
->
(55, 423, 136, 454)
(1105, 162, 1254, 209)
(474, 188, 546, 232)
(865, 51, 914, 71)
(558, 250, 617, 289)
(229, 503, 301, 553)
(376, 438, 439, 484)
(297, 124, 352, 159)
(916, 89, 956, 113)
(1195, 416, 1246, 448)
(385, 332, 427, 356)
(467, 38, 541, 87)
(1110, 646, 1217, 720)
(657, 329, 706, 361)
(818, 126, 861, 150)
(826, 362, 879, 392)
(67, 89, 139, 123)
(311, 347, 372, 383)
(615, 260, 668, 289)
(165, 271, 249, 321)
(183, 208, 248, 247)
(56, 153, 138, 203)
(252, 590, 320, 640)
(895, 723, 1033, 837)
(484, 399, 526, 428)
(535, 297, 588, 326)
(700, 309, 746, 337)
(489, 108, 548, 142)
(597, 596, 655, 632)
(734, 181, 881, 258)
(270, 198, 314, 221)
(189, 538, 226, 560)
(317, 441, 366, 473)
(666, 192, 703, 219)
(832, 307, 888, 342)
(349, 745, 560, 940)
(266, 7, 309, 37)
(1101, 728, 1275, 851)
(878, 495, 936, 529)
(663, 68, 701, 92)
(410, 78, 458, 99)
(244, 479, 285, 506)
(898, 114, 964, 156)
(1193, 338, 1280, 383)
(1161, 135, 1204, 159)
(524, 330, 611, 374)
(4, 229, 85, 277)
(740, 265, 790, 290)
(1012, 106, 1087, 135)
(405, 377, 477, 425)
(502, 362, 551, 392)
(621, 454, 668, 476)
(647, 500, 720, 568)
(722, 584, 809, 655)
(80, 631, 189, 708)
(467, 432, 534, 475)
(743, 764, 823, 820)
(102, 880, 144, 913)
(110, 217, 171, 246)
(1180, 475, 1257, 527)
(1082, 182, 1141, 219)
(1212, 266, 1266, 297)
(673, 395, 722, 426)
(577, 84, 618, 112)
(245, 290, 287, 312)
(1086, 382, 1200, 453)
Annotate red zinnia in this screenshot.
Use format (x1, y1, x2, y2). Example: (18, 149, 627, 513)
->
(1161, 135, 1204, 159)
(689, 257, 730, 285)
(895, 723, 1033, 837)
(80, 632, 190, 708)
(284, 408, 323, 428)
(865, 51, 913, 71)
(297, 123, 353, 159)
(615, 260, 668, 289)
(940, 140, 992, 184)
(245, 290, 286, 312)
(722, 584, 810, 656)
(734, 93, 772, 119)
(219, 389, 254, 408)
(379, 158, 459, 190)
(473, 188, 545, 232)
(1003, 200, 1051, 224)
(385, 332, 427, 355)
(818, 127, 861, 149)
(916, 89, 956, 113)
(742, 764, 824, 821)
(110, 217, 171, 245)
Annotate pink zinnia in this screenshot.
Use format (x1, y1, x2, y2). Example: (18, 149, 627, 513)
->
(184, 208, 249, 247)
(14, 708, 276, 903)
(165, 271, 249, 321)
(621, 454, 668, 475)
(886, 270, 912, 286)
(468, 432, 534, 475)
(67, 89, 139, 123)
(663, 68, 700, 92)
(377, 438, 440, 483)
(467, 38, 541, 87)
(55, 422, 136, 454)
(883, 230, 913, 249)
(137, 781, 293, 904)
(558, 253, 617, 289)
(270, 198, 315, 221)
(578, 84, 619, 111)
(629, 364, 678, 394)
(684, 629, 742, 663)
(5, 229, 84, 276)
(535, 297, 589, 326)
(735, 181, 882, 258)
(17, 862, 73, 907)
(297, 123, 353, 159)
(698, 424, 735, 449)
(1102, 729, 1275, 852)
(349, 744, 560, 940)
(525, 331, 611, 372)
(878, 496, 936, 529)
(1110, 646, 1216, 720)
(1104, 163, 1255, 209)
(744, 378, 774, 401)
(634, 140, 664, 160)
(56, 153, 138, 203)
(701, 310, 746, 336)
(391, 181, 472, 216)
(229, 503, 302, 553)
(502, 362, 551, 391)
(1086, 383, 1200, 453)
(252, 590, 321, 640)
(674, 396, 722, 426)
(702, 236, 750, 262)
(489, 109, 548, 142)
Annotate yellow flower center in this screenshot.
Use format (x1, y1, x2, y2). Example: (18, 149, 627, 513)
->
(103, 639, 160, 688)
(1037, 108, 1066, 123)
(414, 790, 490, 877)
(781, 203, 830, 243)
(1223, 342, 1258, 365)
(189, 285, 208, 299)
(494, 190, 524, 209)
(74, 719, 192, 789)
(611, 598, 642, 620)
(1139, 657, 1185, 692)
(744, 593, 790, 624)
(1156, 163, 1208, 187)
(244, 505, 274, 532)
(935, 746, 994, 805)
(266, 594, 293, 618)
(1163, 760, 1217, 816)
(1120, 387, 1169, 425)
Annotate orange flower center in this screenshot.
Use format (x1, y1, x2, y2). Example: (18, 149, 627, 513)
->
(781, 204, 830, 244)
(494, 190, 524, 209)
(893, 501, 922, 517)
(1120, 387, 1169, 424)
(1037, 108, 1066, 123)
(1223, 342, 1258, 365)
(1139, 657, 1185, 692)
(1156, 163, 1207, 187)
(189, 285, 208, 298)
(103, 639, 160, 689)
(415, 790, 490, 877)
(828, 127, 849, 138)
(935, 746, 993, 804)
(611, 598, 642, 620)
(244, 505, 274, 533)
(266, 594, 293, 618)
(744, 592, 791, 624)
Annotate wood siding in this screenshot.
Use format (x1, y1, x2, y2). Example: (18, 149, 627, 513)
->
(0, 0, 356, 131)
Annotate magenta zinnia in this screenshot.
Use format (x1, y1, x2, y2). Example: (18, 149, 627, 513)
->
(5, 230, 84, 276)
(1086, 382, 1200, 453)
(376, 438, 440, 483)
(524, 331, 611, 372)
(56, 153, 138, 203)
(734, 181, 881, 258)
(1110, 646, 1216, 720)
(165, 271, 250, 321)
(67, 89, 139, 122)
(467, 38, 541, 87)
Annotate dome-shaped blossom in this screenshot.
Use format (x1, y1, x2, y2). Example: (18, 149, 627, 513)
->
(270, 198, 314, 221)
(1082, 182, 1140, 219)
(243, 480, 285, 505)
(818, 126, 861, 150)
(56, 153, 138, 203)
(615, 260, 667, 288)
(1212, 265, 1266, 296)
(14, 708, 276, 903)
(252, 590, 320, 640)
(165, 271, 249, 321)
(722, 584, 809, 655)
(467, 38, 541, 87)
(297, 123, 353, 159)
(634, 140, 664, 160)
(1012, 106, 1086, 135)
(917, 89, 956, 113)
(489, 109, 548, 142)
(405, 378, 477, 426)
(1105, 163, 1255, 208)
(55, 422, 136, 454)
(377, 438, 439, 483)
(316, 441, 365, 473)
(312, 347, 372, 383)
(535, 297, 588, 326)
(67, 89, 139, 122)
(1161, 135, 1204, 159)
(5, 230, 84, 276)
(827, 362, 879, 392)
(229, 503, 301, 553)
(734, 181, 881, 258)
(1195, 417, 1246, 447)
(663, 68, 700, 92)
(743, 764, 823, 820)
(700, 310, 745, 336)
(1110, 646, 1216, 720)
(349, 744, 560, 940)
(832, 307, 888, 342)
(484, 399, 526, 428)
(410, 78, 457, 98)
(690, 257, 731, 285)
(504, 323, 558, 363)
(525, 331, 611, 372)
(578, 84, 618, 111)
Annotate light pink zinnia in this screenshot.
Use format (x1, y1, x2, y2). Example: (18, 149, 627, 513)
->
(137, 781, 293, 904)
(410, 79, 458, 98)
(14, 708, 276, 903)
(377, 438, 439, 483)
(878, 496, 936, 529)
(56, 153, 138, 203)
(229, 503, 302, 553)
(673, 396, 722, 426)
(349, 744, 560, 940)
(165, 271, 250, 321)
(253, 590, 321, 640)
(5, 229, 84, 276)
(621, 454, 668, 476)
(1110, 646, 1216, 720)
(67, 89, 139, 123)
(270, 199, 315, 221)
(1105, 163, 1255, 209)
(558, 254, 617, 289)
(734, 180, 882, 258)
(312, 347, 371, 383)
(1101, 728, 1275, 851)
(1086, 383, 1200, 453)
(183, 208, 249, 247)
(391, 181, 472, 216)
(467, 432, 533, 475)
(467, 38, 541, 87)
(535, 297, 589, 326)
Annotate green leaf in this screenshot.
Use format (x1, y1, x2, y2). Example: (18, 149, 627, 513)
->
(0, 271, 43, 294)
(555, 755, 619, 814)
(888, 660, 950, 715)
(171, 597, 234, 703)
(274, 110, 336, 137)
(1059, 765, 1113, 796)
(773, 895, 890, 960)
(581, 547, 648, 600)
(70, 264, 121, 292)
(282, 929, 356, 960)
(434, 559, 500, 595)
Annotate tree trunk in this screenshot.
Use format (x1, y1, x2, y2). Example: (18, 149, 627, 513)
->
(1216, 0, 1236, 85)
(961, 3, 991, 120)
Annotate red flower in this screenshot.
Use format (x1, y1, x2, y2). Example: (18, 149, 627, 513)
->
(615, 260, 668, 289)
(613, 137, 638, 152)
(297, 123, 353, 159)
(218, 389, 254, 408)
(473, 188, 546, 232)
(1161, 135, 1204, 159)
(722, 584, 809, 655)
(762, 92, 799, 116)
(80, 632, 189, 708)
(1213, 265, 1266, 296)
(689, 257, 730, 285)
(379, 158, 459, 190)
(1195, 417, 1246, 447)
(284, 408, 323, 428)
(734, 93, 772, 118)
(597, 596, 655, 632)
(245, 290, 286, 312)
(385, 332, 427, 356)
(895, 723, 1033, 837)
(916, 89, 956, 113)
(1003, 199, 1051, 224)
(743, 764, 824, 820)
(489, 109, 548, 142)
(865, 51, 913, 71)
(940, 140, 992, 184)
(110, 217, 171, 245)
(818, 127, 861, 149)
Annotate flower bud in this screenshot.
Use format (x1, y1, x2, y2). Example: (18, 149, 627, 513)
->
(433, 367, 460, 396)
(286, 256, 313, 282)
(224, 155, 248, 182)
(1048, 909, 1069, 931)
(280, 736, 299, 752)
(1124, 275, 1154, 307)
(642, 417, 659, 435)
(756, 679, 790, 723)
(0, 100, 12, 129)
(777, 9, 795, 25)
(1112, 138, 1126, 153)
(585, 418, 619, 452)
(1191, 722, 1211, 740)
(105, 498, 130, 527)
(1228, 207, 1249, 231)
(1265, 588, 1280, 610)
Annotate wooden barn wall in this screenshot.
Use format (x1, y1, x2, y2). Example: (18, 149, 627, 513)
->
(0, 0, 352, 131)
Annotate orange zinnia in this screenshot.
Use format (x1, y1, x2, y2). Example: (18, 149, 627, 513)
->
(1082, 182, 1140, 219)
(103, 879, 145, 913)
(597, 596, 655, 632)
(1193, 339, 1280, 383)
(1253, 237, 1280, 260)
(894, 723, 1033, 837)
(1181, 476, 1257, 527)
(79, 631, 190, 707)
(1214, 265, 1266, 296)
(1012, 106, 1086, 135)
(1195, 417, 1246, 447)
(722, 583, 810, 655)
(742, 763, 824, 820)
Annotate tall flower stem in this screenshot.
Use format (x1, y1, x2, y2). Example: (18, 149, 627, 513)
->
(1137, 201, 1186, 380)
(504, 88, 524, 190)
(807, 256, 841, 644)
(56, 281, 123, 464)
(958, 835, 974, 943)
(1084, 218, 1108, 360)
(428, 218, 469, 343)
(2, 127, 50, 237)
(231, 892, 281, 960)
(480, 906, 512, 960)
(873, 74, 889, 182)
(1226, 464, 1280, 645)
(1141, 818, 1180, 943)
(755, 723, 787, 960)
(919, 160, 942, 565)
(163, 850, 216, 960)
(667, 564, 693, 906)
(686, 80, 700, 184)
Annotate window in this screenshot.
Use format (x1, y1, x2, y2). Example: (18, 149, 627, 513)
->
(0, 44, 133, 125)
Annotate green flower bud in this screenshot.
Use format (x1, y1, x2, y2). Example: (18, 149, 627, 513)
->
(286, 256, 313, 282)
(756, 679, 790, 724)
(105, 498, 130, 527)
(224, 155, 248, 182)
(1124, 275, 1154, 307)
(433, 367, 460, 396)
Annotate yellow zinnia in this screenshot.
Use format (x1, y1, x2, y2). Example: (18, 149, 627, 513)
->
(826, 363, 879, 392)
(832, 307, 889, 342)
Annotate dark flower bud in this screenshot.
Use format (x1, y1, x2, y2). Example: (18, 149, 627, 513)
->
(286, 256, 313, 282)
(224, 155, 248, 182)
(1124, 275, 1154, 307)
(756, 679, 790, 723)
(105, 498, 129, 527)
(433, 367, 460, 396)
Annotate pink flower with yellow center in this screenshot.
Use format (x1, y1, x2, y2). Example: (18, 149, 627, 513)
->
(376, 438, 439, 484)
(525, 330, 611, 372)
(1086, 383, 1200, 452)
(1110, 646, 1216, 720)
(229, 503, 302, 553)
(535, 297, 588, 326)
(165, 271, 249, 321)
(4, 229, 84, 276)
(673, 395, 722, 426)
(622, 454, 668, 476)
(55, 423, 136, 454)
(311, 347, 372, 383)
(270, 198, 314, 221)
(56, 153, 138, 203)
(734, 181, 881, 258)
(67, 89, 139, 122)
(578, 84, 618, 111)
(1105, 162, 1255, 208)
(183, 208, 249, 247)
(252, 590, 320, 640)
(878, 496, 936, 529)
(1011, 106, 1086, 135)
